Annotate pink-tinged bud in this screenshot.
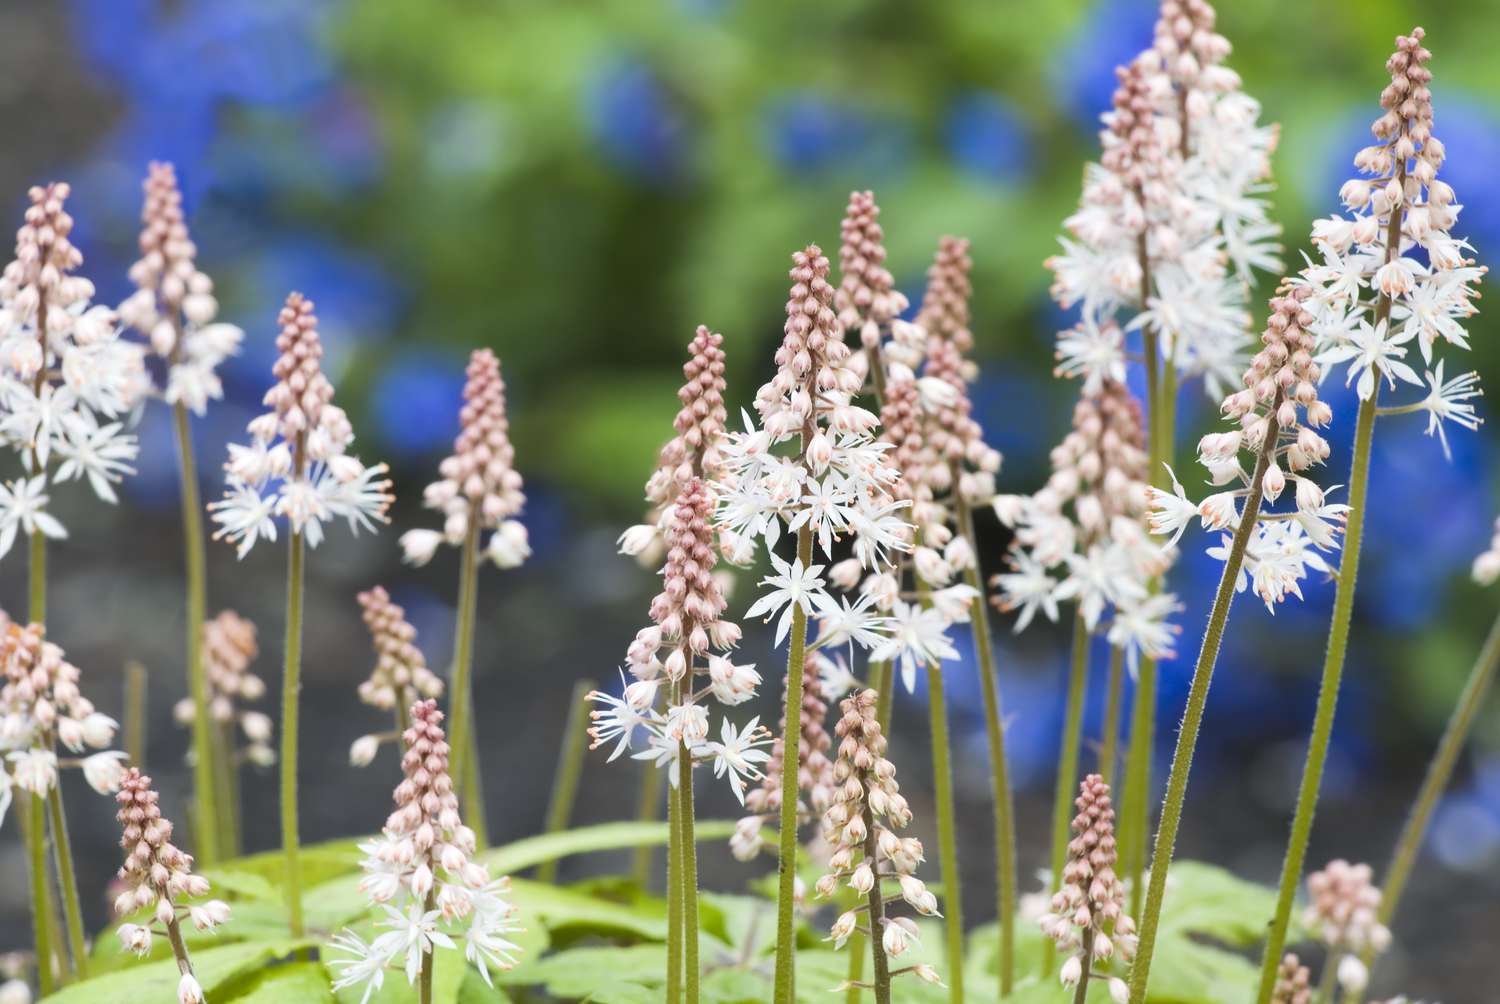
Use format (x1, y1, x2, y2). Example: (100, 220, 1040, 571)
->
(1059, 955, 1083, 988)
(1262, 463, 1285, 502)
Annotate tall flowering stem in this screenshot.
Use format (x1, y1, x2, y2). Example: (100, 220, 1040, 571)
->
(211, 292, 394, 937)
(1049, 611, 1091, 953)
(817, 690, 943, 1003)
(1132, 277, 1342, 1002)
(1254, 29, 1486, 1002)
(328, 700, 522, 1003)
(123, 163, 245, 864)
(710, 244, 910, 1003)
(113, 768, 230, 1004)
(1370, 591, 1500, 968)
(400, 348, 530, 843)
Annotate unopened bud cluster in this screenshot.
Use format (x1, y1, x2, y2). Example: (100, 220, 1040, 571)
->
(173, 610, 273, 768)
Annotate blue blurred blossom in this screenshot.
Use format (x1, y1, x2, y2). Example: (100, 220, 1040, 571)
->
(584, 56, 689, 183)
(372, 351, 469, 459)
(1430, 791, 1500, 871)
(945, 92, 1031, 184)
(763, 94, 912, 181)
(1051, 0, 1157, 129)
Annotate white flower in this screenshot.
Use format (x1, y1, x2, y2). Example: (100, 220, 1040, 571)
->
(52, 419, 137, 504)
(705, 716, 772, 804)
(117, 922, 151, 957)
(812, 591, 887, 656)
(586, 680, 660, 762)
(616, 523, 657, 556)
(1417, 360, 1482, 458)
(744, 554, 826, 645)
(663, 703, 710, 744)
(871, 601, 959, 692)
(1318, 319, 1423, 401)
(328, 928, 400, 1004)
(209, 482, 277, 559)
(1107, 593, 1181, 676)
(350, 735, 382, 768)
(0, 476, 67, 560)
(994, 550, 1061, 631)
(487, 519, 530, 568)
(1146, 465, 1198, 548)
(7, 749, 56, 796)
(399, 528, 445, 567)
(81, 751, 128, 794)
(1054, 318, 1126, 393)
(177, 973, 204, 1004)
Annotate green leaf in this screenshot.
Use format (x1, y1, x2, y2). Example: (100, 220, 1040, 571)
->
(481, 819, 737, 875)
(509, 878, 667, 941)
(1156, 861, 1282, 946)
(698, 892, 777, 956)
(457, 967, 513, 1003)
(209, 841, 365, 893)
(497, 944, 667, 995)
(580, 985, 660, 1004)
(220, 962, 334, 1003)
(41, 938, 314, 1004)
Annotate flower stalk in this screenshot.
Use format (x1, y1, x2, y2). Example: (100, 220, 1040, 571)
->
(537, 678, 596, 884)
(25, 795, 55, 995)
(925, 659, 963, 1003)
(771, 522, 814, 1004)
(281, 529, 305, 939)
(48, 788, 87, 980)
(1047, 610, 1091, 975)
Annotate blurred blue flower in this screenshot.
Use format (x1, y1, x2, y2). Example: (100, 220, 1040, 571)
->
(584, 56, 688, 183)
(1051, 0, 1157, 129)
(763, 94, 912, 181)
(945, 92, 1031, 184)
(372, 351, 468, 459)
(1430, 790, 1500, 871)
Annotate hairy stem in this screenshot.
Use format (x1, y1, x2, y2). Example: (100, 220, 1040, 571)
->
(1254, 177, 1406, 1004)
(173, 402, 219, 865)
(447, 516, 482, 814)
(926, 661, 964, 1004)
(25, 795, 55, 995)
(281, 529, 306, 939)
(956, 491, 1017, 995)
(772, 523, 815, 1004)
(1099, 645, 1125, 786)
(667, 768, 683, 1004)
(124, 660, 148, 767)
(862, 793, 892, 1004)
(1372, 606, 1500, 966)
(419, 890, 437, 1004)
(48, 787, 86, 980)
(29, 530, 46, 624)
(1071, 931, 1095, 1004)
(464, 728, 489, 849)
(679, 727, 700, 1004)
(1047, 610, 1091, 975)
(1127, 417, 1280, 1004)
(538, 678, 595, 884)
(214, 721, 241, 859)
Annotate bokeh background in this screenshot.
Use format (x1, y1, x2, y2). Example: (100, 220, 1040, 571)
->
(2, 0, 1499, 998)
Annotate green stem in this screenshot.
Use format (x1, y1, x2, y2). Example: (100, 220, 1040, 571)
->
(667, 763, 683, 1004)
(538, 679, 595, 884)
(214, 721, 241, 859)
(1372, 606, 1500, 962)
(419, 890, 437, 1004)
(448, 516, 482, 811)
(1254, 395, 1379, 1003)
(1315, 951, 1341, 1004)
(281, 530, 306, 939)
(771, 523, 815, 1004)
(173, 402, 219, 865)
(633, 763, 664, 888)
(1071, 931, 1095, 1004)
(48, 787, 86, 980)
(1099, 645, 1125, 786)
(1126, 414, 1280, 1004)
(872, 661, 894, 734)
(861, 791, 892, 1004)
(25, 795, 55, 996)
(124, 661, 147, 768)
(29, 529, 46, 624)
(956, 492, 1017, 996)
(1120, 654, 1156, 918)
(679, 730, 700, 1004)
(1046, 610, 1091, 975)
(926, 662, 964, 1004)
(464, 728, 490, 849)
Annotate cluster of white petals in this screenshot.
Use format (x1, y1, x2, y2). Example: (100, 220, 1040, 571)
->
(994, 380, 1179, 668)
(399, 348, 529, 570)
(714, 245, 911, 674)
(211, 293, 393, 556)
(330, 700, 521, 1001)
(118, 162, 243, 415)
(0, 183, 147, 557)
(0, 616, 125, 821)
(589, 478, 771, 803)
(1049, 0, 1281, 402)
(1297, 28, 1484, 457)
(1147, 284, 1345, 610)
(173, 610, 274, 768)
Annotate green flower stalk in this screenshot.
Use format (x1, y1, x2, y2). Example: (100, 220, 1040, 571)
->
(1252, 28, 1488, 1002)
(349, 586, 445, 768)
(399, 348, 530, 838)
(1129, 280, 1342, 1004)
(209, 293, 394, 936)
(816, 690, 944, 1003)
(121, 163, 249, 864)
